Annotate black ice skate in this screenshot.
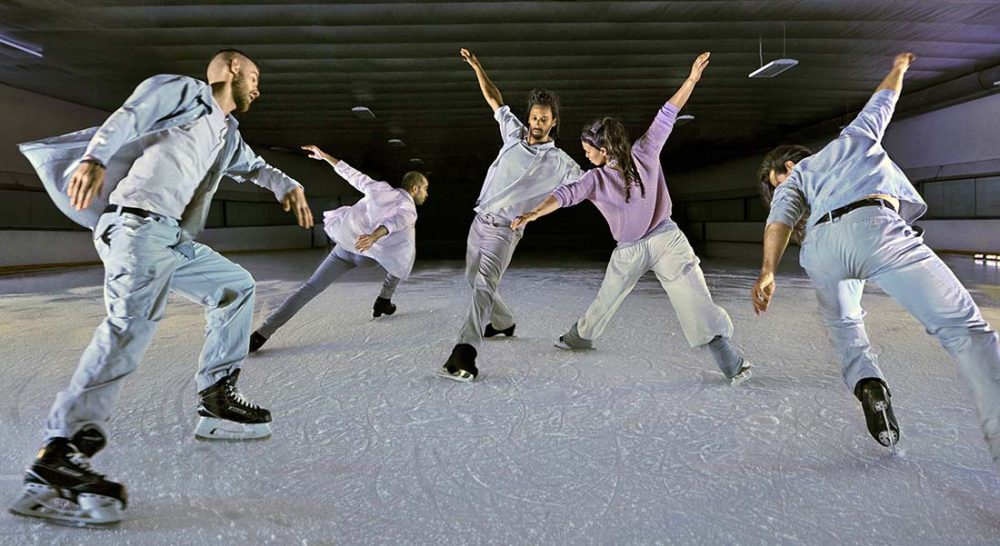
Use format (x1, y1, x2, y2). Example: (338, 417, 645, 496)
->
(373, 297, 397, 318)
(438, 344, 478, 382)
(9, 438, 127, 527)
(484, 323, 515, 338)
(195, 369, 272, 440)
(855, 378, 900, 448)
(248, 331, 268, 353)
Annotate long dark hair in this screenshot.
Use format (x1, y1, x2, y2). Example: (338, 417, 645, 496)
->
(581, 117, 644, 203)
(757, 144, 813, 243)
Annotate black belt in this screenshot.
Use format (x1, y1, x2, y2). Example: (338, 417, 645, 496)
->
(103, 204, 155, 219)
(814, 198, 896, 226)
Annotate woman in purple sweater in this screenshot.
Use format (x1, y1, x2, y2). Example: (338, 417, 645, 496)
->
(513, 52, 751, 385)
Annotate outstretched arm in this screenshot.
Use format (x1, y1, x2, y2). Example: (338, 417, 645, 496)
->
(511, 195, 560, 229)
(461, 48, 504, 112)
(667, 51, 710, 111)
(301, 144, 340, 167)
(635, 52, 710, 156)
(875, 52, 915, 95)
(841, 52, 914, 142)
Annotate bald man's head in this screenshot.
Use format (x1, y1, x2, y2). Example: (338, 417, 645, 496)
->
(207, 49, 260, 113)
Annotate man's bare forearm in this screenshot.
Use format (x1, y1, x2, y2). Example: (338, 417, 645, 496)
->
(761, 222, 793, 274)
(472, 64, 504, 111)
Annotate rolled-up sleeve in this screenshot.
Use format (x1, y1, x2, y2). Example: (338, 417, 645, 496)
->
(766, 177, 808, 228)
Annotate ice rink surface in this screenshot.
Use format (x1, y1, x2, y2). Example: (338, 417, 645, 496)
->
(2, 246, 1000, 545)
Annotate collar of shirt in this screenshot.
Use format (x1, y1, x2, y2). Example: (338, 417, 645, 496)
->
(523, 138, 556, 151)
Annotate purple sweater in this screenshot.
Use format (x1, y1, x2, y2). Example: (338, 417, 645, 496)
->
(552, 102, 678, 244)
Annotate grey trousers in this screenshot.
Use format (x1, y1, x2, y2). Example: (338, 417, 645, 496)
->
(46, 211, 256, 440)
(457, 214, 523, 347)
(801, 206, 1000, 465)
(567, 227, 737, 376)
(257, 245, 400, 338)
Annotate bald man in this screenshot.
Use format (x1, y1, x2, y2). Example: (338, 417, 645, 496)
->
(11, 49, 313, 526)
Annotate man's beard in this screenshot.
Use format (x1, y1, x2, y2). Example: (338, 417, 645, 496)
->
(232, 73, 252, 113)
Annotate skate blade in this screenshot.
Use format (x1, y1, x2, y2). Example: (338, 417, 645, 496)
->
(730, 363, 753, 386)
(9, 484, 123, 528)
(437, 368, 475, 383)
(194, 417, 272, 441)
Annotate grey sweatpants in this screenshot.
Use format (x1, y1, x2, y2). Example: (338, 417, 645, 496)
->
(46, 211, 256, 440)
(457, 214, 523, 347)
(257, 245, 400, 338)
(574, 226, 734, 353)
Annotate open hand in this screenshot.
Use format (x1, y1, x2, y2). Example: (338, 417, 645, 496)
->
(301, 144, 332, 162)
(281, 186, 314, 229)
(688, 52, 711, 83)
(66, 160, 106, 211)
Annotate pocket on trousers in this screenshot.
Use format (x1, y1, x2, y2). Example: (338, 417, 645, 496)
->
(105, 267, 158, 319)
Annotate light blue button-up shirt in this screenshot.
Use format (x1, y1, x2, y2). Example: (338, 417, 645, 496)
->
(19, 74, 302, 239)
(767, 90, 927, 230)
(474, 105, 582, 221)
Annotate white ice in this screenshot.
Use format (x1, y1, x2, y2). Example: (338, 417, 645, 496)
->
(2, 245, 1000, 545)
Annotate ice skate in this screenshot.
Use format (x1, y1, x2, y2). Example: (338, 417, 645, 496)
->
(856, 378, 900, 448)
(195, 369, 272, 440)
(438, 344, 478, 382)
(373, 297, 397, 318)
(729, 360, 753, 386)
(483, 323, 515, 338)
(9, 438, 126, 528)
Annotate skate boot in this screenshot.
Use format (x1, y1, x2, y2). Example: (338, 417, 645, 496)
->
(373, 297, 397, 318)
(438, 344, 478, 382)
(554, 323, 593, 350)
(70, 424, 107, 459)
(9, 438, 127, 527)
(855, 378, 900, 448)
(195, 369, 272, 440)
(248, 331, 268, 353)
(484, 323, 515, 338)
(729, 360, 753, 386)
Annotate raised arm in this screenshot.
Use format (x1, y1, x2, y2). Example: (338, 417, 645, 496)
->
(841, 53, 914, 142)
(461, 48, 504, 112)
(635, 52, 710, 156)
(302, 145, 386, 194)
(667, 51, 710, 111)
(875, 52, 914, 95)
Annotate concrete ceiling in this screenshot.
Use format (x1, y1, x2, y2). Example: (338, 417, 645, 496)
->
(2, 1, 1000, 173)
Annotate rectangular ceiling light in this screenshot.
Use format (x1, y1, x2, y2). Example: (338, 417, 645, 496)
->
(351, 106, 375, 119)
(0, 34, 43, 58)
(748, 58, 798, 78)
